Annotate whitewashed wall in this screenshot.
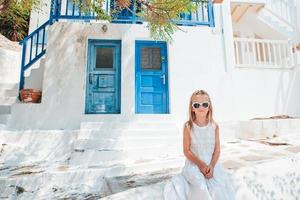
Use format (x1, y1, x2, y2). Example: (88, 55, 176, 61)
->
(0, 48, 21, 84)
(7, 20, 300, 130)
(29, 0, 51, 34)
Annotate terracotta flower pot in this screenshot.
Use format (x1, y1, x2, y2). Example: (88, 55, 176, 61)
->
(20, 89, 42, 103)
(213, 0, 224, 3)
(116, 0, 131, 8)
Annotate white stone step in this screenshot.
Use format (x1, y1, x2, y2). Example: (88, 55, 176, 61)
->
(0, 83, 18, 90)
(0, 105, 11, 115)
(117, 157, 183, 175)
(80, 121, 179, 131)
(0, 157, 183, 199)
(77, 129, 181, 140)
(0, 114, 9, 124)
(74, 136, 182, 151)
(0, 97, 17, 105)
(0, 171, 111, 199)
(68, 156, 184, 178)
(24, 58, 46, 90)
(0, 88, 18, 98)
(0, 123, 6, 130)
(69, 145, 183, 166)
(101, 182, 166, 200)
(237, 118, 300, 140)
(24, 58, 45, 77)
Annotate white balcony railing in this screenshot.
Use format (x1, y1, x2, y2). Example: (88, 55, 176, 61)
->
(265, 0, 298, 30)
(234, 37, 299, 68)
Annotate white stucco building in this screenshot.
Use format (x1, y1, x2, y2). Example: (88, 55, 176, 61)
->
(1, 1, 300, 198)
(0, 0, 299, 130)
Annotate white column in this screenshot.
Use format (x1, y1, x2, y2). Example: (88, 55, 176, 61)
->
(220, 0, 235, 71)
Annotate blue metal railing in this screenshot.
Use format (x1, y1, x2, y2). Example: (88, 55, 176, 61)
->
(50, 0, 144, 23)
(49, 0, 214, 26)
(177, 0, 214, 26)
(19, 0, 214, 90)
(19, 20, 50, 90)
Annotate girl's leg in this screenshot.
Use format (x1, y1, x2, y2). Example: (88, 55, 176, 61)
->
(188, 183, 212, 200)
(183, 163, 212, 200)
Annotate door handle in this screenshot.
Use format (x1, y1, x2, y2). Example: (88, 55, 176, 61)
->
(160, 74, 166, 85)
(89, 73, 93, 84)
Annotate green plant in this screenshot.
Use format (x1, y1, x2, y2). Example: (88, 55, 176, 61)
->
(0, 0, 40, 41)
(72, 0, 197, 42)
(1, 0, 198, 42)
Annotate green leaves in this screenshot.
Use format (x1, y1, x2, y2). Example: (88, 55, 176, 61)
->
(140, 0, 196, 42)
(89, 0, 197, 42)
(0, 0, 200, 42)
(0, 0, 41, 41)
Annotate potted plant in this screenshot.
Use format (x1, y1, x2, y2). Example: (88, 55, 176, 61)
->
(213, 0, 224, 3)
(20, 89, 42, 103)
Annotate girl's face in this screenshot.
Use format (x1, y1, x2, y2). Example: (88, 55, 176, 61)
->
(192, 94, 210, 118)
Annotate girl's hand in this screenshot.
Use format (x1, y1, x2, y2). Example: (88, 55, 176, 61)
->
(198, 164, 208, 175)
(205, 164, 214, 179)
(205, 164, 212, 174)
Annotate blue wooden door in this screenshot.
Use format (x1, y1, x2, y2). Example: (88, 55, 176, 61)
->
(135, 41, 169, 114)
(85, 40, 121, 114)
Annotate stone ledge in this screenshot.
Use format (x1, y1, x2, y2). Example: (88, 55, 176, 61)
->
(237, 118, 300, 140)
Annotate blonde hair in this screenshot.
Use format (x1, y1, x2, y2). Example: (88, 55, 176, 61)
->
(186, 90, 215, 129)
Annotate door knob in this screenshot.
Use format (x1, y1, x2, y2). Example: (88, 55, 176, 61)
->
(160, 74, 166, 85)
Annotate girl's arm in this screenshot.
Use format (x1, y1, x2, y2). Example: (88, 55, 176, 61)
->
(183, 124, 207, 172)
(209, 124, 221, 167)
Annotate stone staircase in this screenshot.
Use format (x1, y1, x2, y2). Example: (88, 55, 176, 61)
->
(62, 120, 236, 195)
(0, 122, 185, 199)
(69, 121, 184, 173)
(0, 83, 19, 127)
(0, 57, 46, 129)
(257, 7, 297, 38)
(67, 121, 185, 197)
(68, 120, 239, 174)
(24, 58, 46, 90)
(1, 120, 300, 199)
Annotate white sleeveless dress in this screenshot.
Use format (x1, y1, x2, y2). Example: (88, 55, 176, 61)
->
(164, 122, 235, 200)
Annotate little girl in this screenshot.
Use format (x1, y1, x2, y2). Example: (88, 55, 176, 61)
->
(164, 90, 235, 200)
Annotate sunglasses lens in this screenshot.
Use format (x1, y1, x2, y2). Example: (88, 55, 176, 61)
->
(202, 102, 209, 108)
(193, 103, 200, 108)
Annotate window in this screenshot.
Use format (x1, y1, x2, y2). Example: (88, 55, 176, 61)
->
(96, 47, 114, 69)
(141, 47, 162, 70)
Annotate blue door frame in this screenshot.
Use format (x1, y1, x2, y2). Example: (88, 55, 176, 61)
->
(85, 40, 121, 114)
(135, 41, 169, 114)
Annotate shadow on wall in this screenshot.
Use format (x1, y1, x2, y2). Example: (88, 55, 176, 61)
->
(0, 47, 21, 84)
(276, 68, 300, 118)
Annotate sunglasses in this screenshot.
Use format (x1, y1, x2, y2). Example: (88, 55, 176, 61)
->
(192, 101, 210, 109)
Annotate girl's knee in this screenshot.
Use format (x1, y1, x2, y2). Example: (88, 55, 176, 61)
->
(183, 171, 205, 185)
(188, 185, 212, 200)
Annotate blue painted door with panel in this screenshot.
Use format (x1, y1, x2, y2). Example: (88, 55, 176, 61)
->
(135, 41, 169, 114)
(86, 40, 121, 114)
